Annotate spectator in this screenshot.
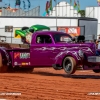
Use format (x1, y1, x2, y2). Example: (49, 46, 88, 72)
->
(97, 35, 100, 49)
(93, 39, 98, 49)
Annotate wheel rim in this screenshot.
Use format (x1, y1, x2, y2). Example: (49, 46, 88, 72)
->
(65, 60, 72, 72)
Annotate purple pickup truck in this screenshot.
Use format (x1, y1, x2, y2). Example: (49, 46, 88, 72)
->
(0, 31, 100, 75)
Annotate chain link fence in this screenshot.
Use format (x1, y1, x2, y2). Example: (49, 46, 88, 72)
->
(0, 26, 98, 44)
(0, 26, 57, 44)
(1, 6, 40, 16)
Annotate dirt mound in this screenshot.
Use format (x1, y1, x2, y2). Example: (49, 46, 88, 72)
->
(0, 68, 100, 100)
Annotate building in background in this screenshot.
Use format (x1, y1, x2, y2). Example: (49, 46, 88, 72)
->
(0, 6, 40, 16)
(0, 0, 97, 43)
(85, 6, 100, 38)
(49, 1, 81, 17)
(0, 16, 97, 43)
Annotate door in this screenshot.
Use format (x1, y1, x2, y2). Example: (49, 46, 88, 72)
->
(47, 45, 61, 65)
(30, 34, 53, 66)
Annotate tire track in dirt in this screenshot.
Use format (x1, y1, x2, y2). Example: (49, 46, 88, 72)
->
(0, 68, 100, 100)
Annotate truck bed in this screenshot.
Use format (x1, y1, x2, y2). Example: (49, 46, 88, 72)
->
(0, 42, 29, 49)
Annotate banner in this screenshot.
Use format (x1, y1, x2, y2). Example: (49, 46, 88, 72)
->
(14, 28, 21, 38)
(5, 26, 13, 32)
(57, 27, 80, 37)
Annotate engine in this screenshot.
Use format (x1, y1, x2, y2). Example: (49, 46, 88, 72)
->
(73, 35, 85, 43)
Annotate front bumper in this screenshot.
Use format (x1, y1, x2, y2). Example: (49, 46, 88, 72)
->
(88, 56, 100, 63)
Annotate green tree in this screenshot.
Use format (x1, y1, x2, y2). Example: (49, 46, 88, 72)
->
(79, 10, 85, 17)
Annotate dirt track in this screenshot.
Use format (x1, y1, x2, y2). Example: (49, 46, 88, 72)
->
(0, 68, 100, 100)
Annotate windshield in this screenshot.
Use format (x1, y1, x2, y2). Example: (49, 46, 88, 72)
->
(53, 33, 72, 43)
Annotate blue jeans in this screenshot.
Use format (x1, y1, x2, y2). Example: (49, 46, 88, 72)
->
(96, 51, 100, 56)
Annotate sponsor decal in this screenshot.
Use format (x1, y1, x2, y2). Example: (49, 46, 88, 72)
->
(58, 28, 66, 32)
(29, 62, 30, 65)
(14, 62, 18, 65)
(21, 62, 30, 65)
(20, 53, 30, 59)
(21, 63, 26, 65)
(25, 63, 29, 65)
(68, 28, 78, 34)
(57, 27, 80, 37)
(14, 52, 20, 59)
(14, 52, 30, 59)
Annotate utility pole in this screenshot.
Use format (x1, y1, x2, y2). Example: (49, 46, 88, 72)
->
(70, 0, 71, 26)
(55, 0, 57, 30)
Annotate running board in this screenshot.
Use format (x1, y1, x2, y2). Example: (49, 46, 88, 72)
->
(52, 64, 62, 70)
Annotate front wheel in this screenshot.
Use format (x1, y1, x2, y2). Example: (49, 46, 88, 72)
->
(63, 57, 76, 75)
(93, 69, 100, 73)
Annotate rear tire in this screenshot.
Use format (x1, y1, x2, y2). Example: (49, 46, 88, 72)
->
(63, 57, 76, 75)
(0, 53, 8, 73)
(93, 69, 100, 73)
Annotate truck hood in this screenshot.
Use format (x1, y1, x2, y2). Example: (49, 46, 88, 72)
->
(56, 42, 96, 54)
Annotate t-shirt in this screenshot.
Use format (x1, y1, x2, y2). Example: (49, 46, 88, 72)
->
(98, 43, 100, 49)
(97, 38, 100, 42)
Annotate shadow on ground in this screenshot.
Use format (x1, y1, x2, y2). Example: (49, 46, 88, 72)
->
(32, 71, 100, 79)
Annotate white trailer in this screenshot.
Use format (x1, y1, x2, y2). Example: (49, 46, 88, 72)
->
(0, 16, 98, 43)
(86, 6, 100, 38)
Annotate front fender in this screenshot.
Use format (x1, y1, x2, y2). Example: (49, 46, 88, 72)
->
(55, 51, 81, 66)
(0, 47, 11, 66)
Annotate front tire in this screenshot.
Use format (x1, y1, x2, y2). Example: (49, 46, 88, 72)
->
(63, 57, 76, 75)
(93, 69, 100, 73)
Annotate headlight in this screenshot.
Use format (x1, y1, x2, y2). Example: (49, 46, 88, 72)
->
(78, 50, 84, 58)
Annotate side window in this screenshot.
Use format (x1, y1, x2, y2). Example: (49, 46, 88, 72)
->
(36, 35, 52, 44)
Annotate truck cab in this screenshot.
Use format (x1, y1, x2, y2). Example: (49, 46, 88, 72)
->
(13, 31, 73, 67)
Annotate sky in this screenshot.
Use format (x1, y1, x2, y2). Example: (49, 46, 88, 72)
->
(0, 0, 98, 15)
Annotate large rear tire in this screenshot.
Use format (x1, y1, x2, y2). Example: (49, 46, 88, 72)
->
(0, 53, 8, 73)
(63, 57, 76, 75)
